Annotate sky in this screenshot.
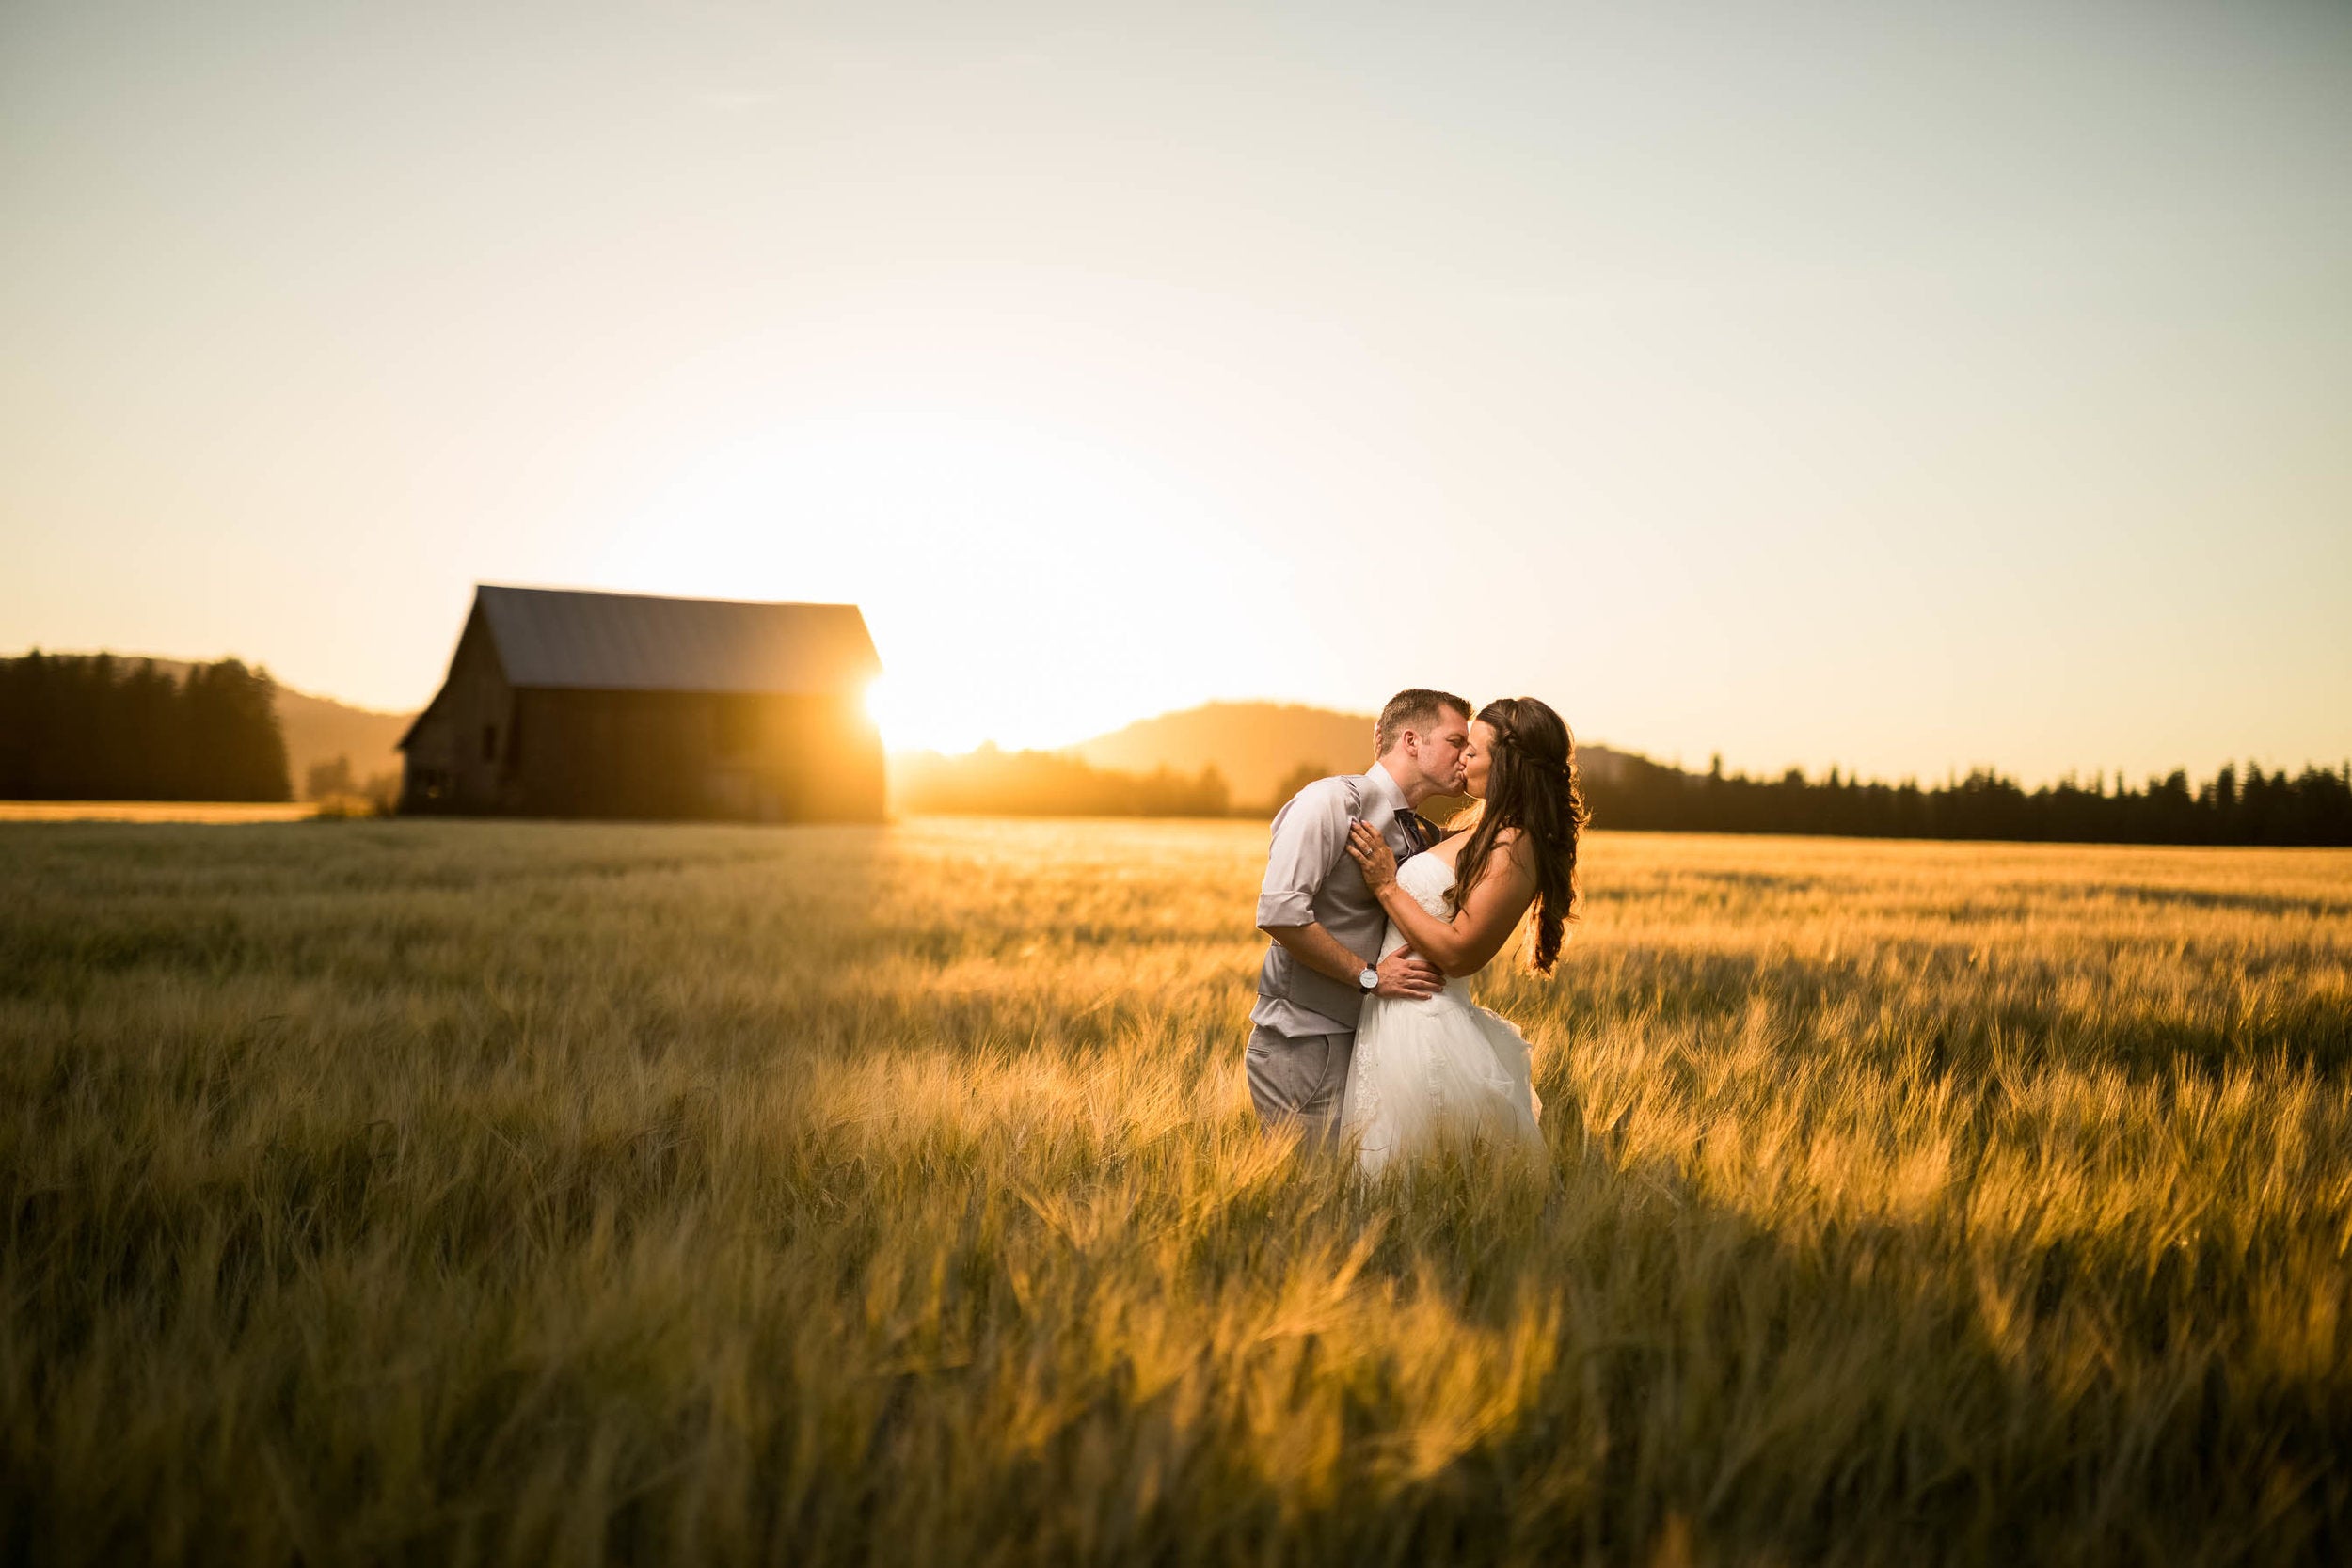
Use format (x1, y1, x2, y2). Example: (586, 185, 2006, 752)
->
(3, 0, 2346, 782)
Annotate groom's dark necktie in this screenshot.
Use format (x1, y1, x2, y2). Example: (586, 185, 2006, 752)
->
(1397, 811, 1436, 855)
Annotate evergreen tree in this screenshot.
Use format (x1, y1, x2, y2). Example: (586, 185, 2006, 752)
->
(0, 653, 292, 801)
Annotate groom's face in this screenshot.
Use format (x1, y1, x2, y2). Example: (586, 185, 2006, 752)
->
(1404, 707, 1471, 797)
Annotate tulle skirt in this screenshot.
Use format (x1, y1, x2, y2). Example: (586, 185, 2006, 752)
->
(1342, 987, 1545, 1179)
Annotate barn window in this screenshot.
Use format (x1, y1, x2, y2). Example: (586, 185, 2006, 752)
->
(482, 723, 498, 762)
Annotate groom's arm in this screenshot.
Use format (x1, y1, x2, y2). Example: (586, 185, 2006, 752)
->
(1262, 920, 1369, 986)
(1256, 781, 1441, 997)
(1263, 917, 1442, 998)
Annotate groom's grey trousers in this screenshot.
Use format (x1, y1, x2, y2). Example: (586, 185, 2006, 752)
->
(1248, 768, 1423, 1141)
(1245, 1024, 1356, 1140)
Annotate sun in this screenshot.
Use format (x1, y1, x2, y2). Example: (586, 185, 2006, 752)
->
(597, 413, 1267, 756)
(865, 674, 993, 755)
(864, 676, 906, 746)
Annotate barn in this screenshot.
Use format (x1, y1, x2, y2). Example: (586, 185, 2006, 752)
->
(397, 585, 884, 821)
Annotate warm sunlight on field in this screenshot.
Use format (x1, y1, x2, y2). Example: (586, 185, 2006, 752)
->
(4, 819, 2347, 1563)
(0, 801, 320, 823)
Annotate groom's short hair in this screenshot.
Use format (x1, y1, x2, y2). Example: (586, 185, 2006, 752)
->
(1375, 689, 1470, 756)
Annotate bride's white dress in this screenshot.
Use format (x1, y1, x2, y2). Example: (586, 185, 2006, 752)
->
(1342, 852, 1546, 1178)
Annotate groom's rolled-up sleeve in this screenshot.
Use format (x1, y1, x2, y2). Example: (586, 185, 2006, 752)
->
(1257, 780, 1352, 928)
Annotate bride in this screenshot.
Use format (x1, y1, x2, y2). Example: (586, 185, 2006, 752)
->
(1339, 696, 1588, 1179)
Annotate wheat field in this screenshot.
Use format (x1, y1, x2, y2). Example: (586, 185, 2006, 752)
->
(3, 817, 2348, 1565)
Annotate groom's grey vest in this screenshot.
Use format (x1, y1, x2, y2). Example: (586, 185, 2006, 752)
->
(1254, 772, 1421, 1032)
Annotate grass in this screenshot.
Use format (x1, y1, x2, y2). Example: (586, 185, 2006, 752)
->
(2, 817, 2348, 1565)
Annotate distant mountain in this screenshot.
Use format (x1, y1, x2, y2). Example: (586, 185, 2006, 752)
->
(15, 653, 414, 798)
(278, 688, 412, 796)
(1072, 702, 1379, 809)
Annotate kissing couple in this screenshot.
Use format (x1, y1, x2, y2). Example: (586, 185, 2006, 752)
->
(1248, 689, 1588, 1178)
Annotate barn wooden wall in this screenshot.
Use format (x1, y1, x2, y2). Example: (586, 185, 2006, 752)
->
(402, 617, 882, 823)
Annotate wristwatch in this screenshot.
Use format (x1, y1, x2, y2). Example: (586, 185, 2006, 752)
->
(1358, 966, 1379, 991)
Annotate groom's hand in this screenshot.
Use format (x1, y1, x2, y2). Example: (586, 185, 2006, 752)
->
(1374, 949, 1444, 1000)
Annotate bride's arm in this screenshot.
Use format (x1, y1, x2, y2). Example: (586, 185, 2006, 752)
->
(1345, 825, 1536, 978)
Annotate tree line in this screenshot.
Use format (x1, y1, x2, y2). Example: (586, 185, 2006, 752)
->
(1581, 752, 2352, 847)
(8, 646, 2342, 844)
(0, 652, 292, 802)
(892, 744, 1232, 817)
(895, 742, 2352, 844)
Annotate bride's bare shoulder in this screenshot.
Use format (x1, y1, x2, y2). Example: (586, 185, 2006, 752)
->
(1499, 824, 1540, 851)
(1485, 826, 1538, 878)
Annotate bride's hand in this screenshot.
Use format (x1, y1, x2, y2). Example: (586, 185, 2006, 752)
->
(1345, 820, 1399, 892)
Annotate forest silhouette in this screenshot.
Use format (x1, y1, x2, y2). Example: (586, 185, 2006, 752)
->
(1581, 749, 2352, 847)
(892, 743, 1232, 817)
(7, 651, 2348, 844)
(1, 653, 290, 802)
(900, 741, 2352, 845)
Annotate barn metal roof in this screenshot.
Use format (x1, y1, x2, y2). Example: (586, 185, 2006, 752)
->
(474, 585, 882, 695)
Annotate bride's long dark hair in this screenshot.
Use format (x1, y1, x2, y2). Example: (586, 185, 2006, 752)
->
(1450, 696, 1590, 974)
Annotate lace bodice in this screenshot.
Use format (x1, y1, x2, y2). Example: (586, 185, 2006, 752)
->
(1397, 852, 1456, 915)
(1377, 854, 1458, 962)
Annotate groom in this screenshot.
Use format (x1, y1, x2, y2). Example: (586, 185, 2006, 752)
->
(1248, 689, 1471, 1140)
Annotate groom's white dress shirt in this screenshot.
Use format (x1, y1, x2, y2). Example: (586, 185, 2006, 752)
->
(1252, 762, 1419, 1039)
